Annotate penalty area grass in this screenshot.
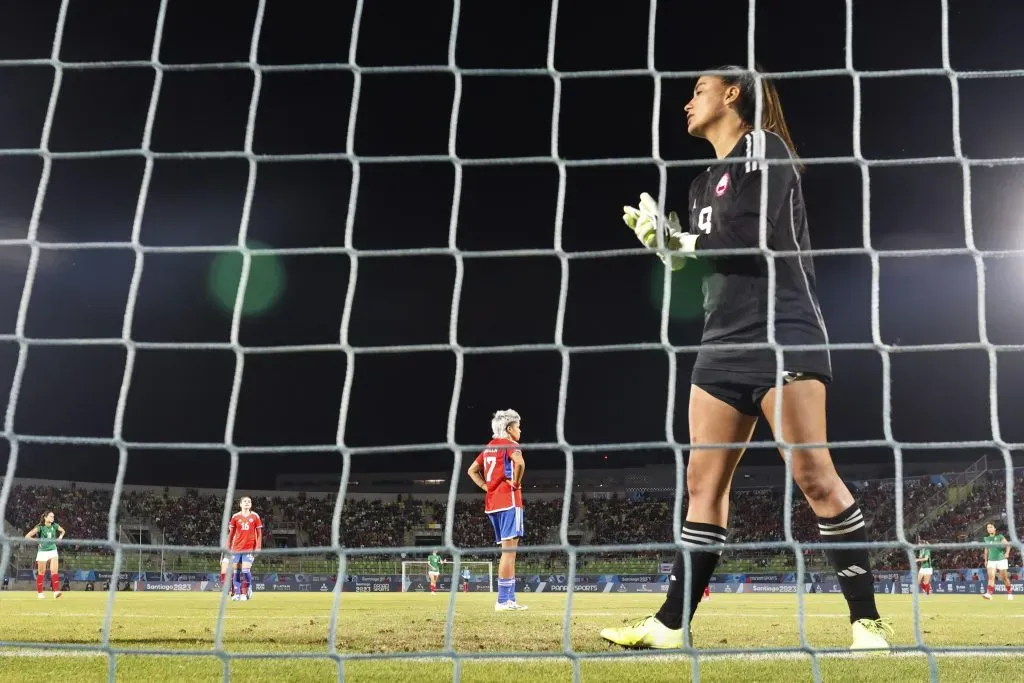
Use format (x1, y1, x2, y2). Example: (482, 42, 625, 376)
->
(0, 592, 1021, 681)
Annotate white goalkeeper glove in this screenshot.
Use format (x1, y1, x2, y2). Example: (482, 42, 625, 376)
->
(622, 192, 697, 271)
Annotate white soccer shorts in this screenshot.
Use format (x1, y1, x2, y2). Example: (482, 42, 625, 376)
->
(987, 559, 1009, 571)
(35, 550, 58, 563)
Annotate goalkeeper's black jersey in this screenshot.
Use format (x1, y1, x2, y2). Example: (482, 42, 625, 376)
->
(686, 130, 831, 380)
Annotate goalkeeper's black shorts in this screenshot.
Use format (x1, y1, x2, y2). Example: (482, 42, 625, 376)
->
(691, 367, 830, 417)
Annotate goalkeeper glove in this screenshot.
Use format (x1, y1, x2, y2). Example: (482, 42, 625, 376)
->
(622, 192, 698, 271)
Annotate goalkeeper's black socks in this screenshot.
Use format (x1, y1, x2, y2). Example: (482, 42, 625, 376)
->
(654, 521, 726, 630)
(817, 503, 880, 623)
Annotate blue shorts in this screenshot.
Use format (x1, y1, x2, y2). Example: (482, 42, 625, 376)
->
(487, 507, 524, 544)
(232, 553, 255, 566)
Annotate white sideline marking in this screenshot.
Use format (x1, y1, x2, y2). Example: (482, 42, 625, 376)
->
(336, 651, 1024, 664)
(10, 610, 1024, 620)
(0, 650, 105, 658)
(4, 610, 629, 620)
(2, 649, 1022, 661)
(612, 651, 1024, 663)
(10, 612, 332, 619)
(0, 610, 854, 620)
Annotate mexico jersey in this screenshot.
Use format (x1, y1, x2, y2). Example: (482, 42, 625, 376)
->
(36, 523, 59, 552)
(984, 534, 1007, 561)
(686, 129, 831, 380)
(229, 511, 263, 552)
(475, 438, 522, 514)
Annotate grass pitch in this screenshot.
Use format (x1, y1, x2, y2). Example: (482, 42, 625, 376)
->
(0, 591, 1021, 682)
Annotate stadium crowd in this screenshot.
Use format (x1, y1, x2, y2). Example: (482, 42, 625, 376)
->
(3, 468, 1023, 574)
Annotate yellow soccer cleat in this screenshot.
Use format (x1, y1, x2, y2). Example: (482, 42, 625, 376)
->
(850, 618, 893, 651)
(600, 615, 686, 650)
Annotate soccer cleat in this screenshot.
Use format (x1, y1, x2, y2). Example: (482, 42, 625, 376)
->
(983, 592, 993, 600)
(1008, 594, 1014, 600)
(494, 601, 527, 611)
(37, 593, 45, 600)
(850, 619, 892, 650)
(600, 616, 685, 650)
(54, 591, 62, 599)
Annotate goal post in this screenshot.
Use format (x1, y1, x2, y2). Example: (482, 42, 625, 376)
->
(400, 561, 493, 593)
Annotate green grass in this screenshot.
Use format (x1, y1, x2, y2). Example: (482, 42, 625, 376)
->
(0, 591, 1020, 681)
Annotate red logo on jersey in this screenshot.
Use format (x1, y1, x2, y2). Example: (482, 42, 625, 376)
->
(715, 173, 730, 197)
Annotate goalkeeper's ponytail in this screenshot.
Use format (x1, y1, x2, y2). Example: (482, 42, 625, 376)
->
(714, 65, 803, 173)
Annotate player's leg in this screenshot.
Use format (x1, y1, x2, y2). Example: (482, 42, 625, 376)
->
(602, 384, 756, 648)
(495, 538, 520, 609)
(220, 556, 232, 596)
(232, 554, 245, 598)
(999, 567, 1012, 598)
(34, 559, 45, 597)
(488, 513, 506, 604)
(240, 555, 255, 599)
(652, 385, 755, 630)
(49, 556, 61, 597)
(503, 507, 526, 608)
(984, 564, 995, 599)
(759, 378, 890, 649)
(492, 507, 525, 609)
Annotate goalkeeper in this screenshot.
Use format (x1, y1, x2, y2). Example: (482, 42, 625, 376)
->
(602, 66, 890, 651)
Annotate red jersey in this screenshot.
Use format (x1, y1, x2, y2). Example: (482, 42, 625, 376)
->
(228, 511, 263, 552)
(475, 438, 523, 514)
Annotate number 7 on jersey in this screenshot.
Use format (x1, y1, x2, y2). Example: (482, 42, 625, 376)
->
(483, 455, 497, 482)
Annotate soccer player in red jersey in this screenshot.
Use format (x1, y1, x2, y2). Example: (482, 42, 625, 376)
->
(227, 496, 262, 601)
(467, 409, 527, 611)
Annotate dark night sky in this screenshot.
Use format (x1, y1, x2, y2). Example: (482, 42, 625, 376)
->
(0, 0, 1022, 490)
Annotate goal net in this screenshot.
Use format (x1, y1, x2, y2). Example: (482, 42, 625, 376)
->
(0, 0, 1021, 681)
(401, 561, 493, 593)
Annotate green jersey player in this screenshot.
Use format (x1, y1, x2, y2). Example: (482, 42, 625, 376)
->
(982, 522, 1013, 600)
(24, 511, 65, 599)
(427, 552, 444, 594)
(915, 541, 933, 595)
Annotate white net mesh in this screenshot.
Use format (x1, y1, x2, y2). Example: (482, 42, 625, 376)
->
(0, 0, 1022, 681)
